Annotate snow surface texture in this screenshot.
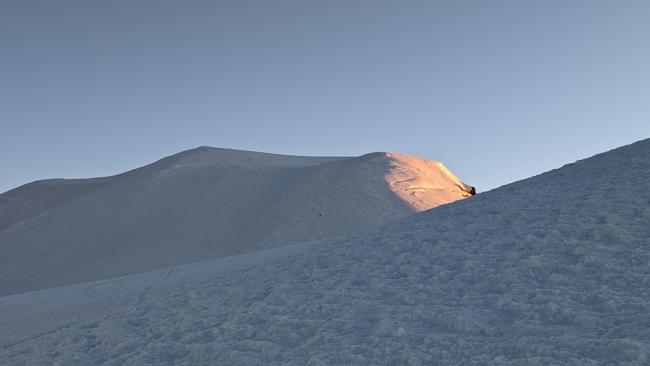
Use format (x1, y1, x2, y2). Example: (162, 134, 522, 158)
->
(0, 147, 473, 296)
(1, 139, 649, 365)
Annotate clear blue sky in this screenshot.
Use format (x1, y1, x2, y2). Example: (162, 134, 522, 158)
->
(1, 0, 649, 193)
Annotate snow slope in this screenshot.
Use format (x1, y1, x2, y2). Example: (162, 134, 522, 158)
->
(1, 139, 649, 365)
(0, 177, 111, 233)
(0, 147, 473, 296)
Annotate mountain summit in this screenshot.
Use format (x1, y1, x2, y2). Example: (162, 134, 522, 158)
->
(0, 147, 473, 295)
(2, 139, 648, 365)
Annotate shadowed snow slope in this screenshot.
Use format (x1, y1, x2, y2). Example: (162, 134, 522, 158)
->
(0, 147, 473, 296)
(1, 139, 649, 365)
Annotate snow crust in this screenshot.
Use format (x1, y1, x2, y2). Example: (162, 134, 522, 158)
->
(1, 139, 649, 365)
(0, 147, 472, 296)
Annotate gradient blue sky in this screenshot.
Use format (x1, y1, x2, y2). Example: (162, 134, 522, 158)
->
(1, 0, 649, 193)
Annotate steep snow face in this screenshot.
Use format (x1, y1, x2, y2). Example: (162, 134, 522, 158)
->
(1, 139, 649, 365)
(0, 147, 472, 296)
(385, 153, 475, 211)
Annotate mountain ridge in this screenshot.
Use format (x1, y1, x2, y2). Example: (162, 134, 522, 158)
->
(1, 139, 648, 364)
(0, 146, 474, 296)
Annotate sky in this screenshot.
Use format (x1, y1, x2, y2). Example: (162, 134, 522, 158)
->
(1, 0, 649, 193)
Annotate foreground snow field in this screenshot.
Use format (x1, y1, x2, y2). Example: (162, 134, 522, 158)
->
(0, 147, 473, 296)
(2, 139, 650, 365)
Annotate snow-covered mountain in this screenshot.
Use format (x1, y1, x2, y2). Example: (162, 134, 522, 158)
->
(0, 147, 474, 296)
(1, 139, 648, 365)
